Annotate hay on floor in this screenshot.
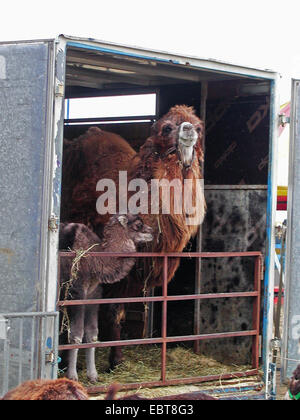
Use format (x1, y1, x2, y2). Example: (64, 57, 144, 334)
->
(73, 344, 254, 391)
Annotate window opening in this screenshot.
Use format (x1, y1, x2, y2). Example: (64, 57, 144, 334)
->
(64, 93, 157, 125)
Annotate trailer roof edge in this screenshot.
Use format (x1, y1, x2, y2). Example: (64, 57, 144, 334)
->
(59, 34, 279, 81)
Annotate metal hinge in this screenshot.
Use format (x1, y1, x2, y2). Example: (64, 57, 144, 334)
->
(270, 337, 281, 351)
(55, 82, 64, 97)
(48, 215, 59, 232)
(279, 114, 290, 127)
(45, 350, 55, 364)
(0, 316, 9, 340)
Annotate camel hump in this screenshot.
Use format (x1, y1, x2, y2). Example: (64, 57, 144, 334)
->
(86, 126, 102, 135)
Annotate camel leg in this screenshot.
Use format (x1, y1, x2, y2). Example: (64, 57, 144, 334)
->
(67, 304, 85, 381)
(84, 285, 102, 383)
(107, 303, 125, 370)
(84, 303, 100, 383)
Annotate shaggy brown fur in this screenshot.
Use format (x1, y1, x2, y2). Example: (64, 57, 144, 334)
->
(285, 364, 300, 400)
(60, 105, 205, 369)
(60, 214, 152, 289)
(60, 129, 135, 226)
(61, 105, 205, 286)
(59, 214, 152, 381)
(1, 378, 88, 400)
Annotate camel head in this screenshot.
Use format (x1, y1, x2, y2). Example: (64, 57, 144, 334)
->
(151, 105, 204, 168)
(107, 214, 153, 245)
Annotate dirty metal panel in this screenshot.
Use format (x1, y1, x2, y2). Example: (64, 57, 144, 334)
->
(160, 187, 267, 365)
(0, 42, 51, 314)
(0, 312, 59, 397)
(205, 95, 270, 185)
(282, 79, 300, 380)
(198, 187, 267, 364)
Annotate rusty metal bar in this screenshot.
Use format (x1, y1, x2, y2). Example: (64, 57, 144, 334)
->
(252, 255, 262, 369)
(56, 252, 61, 307)
(59, 251, 262, 258)
(59, 329, 258, 350)
(57, 291, 259, 307)
(57, 250, 262, 390)
(161, 256, 168, 382)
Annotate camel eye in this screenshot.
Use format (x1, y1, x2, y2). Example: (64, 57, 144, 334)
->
(134, 221, 143, 230)
(162, 124, 173, 135)
(196, 127, 202, 133)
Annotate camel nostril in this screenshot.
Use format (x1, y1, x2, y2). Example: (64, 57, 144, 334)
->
(182, 123, 193, 131)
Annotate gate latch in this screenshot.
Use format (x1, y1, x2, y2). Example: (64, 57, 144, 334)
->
(270, 337, 281, 351)
(279, 114, 290, 127)
(45, 351, 55, 364)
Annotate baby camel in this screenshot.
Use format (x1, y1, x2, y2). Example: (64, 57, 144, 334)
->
(59, 214, 152, 382)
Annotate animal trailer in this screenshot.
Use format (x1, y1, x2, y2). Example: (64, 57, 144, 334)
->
(0, 35, 296, 399)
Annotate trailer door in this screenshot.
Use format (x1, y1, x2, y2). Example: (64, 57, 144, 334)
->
(282, 79, 300, 381)
(0, 40, 65, 394)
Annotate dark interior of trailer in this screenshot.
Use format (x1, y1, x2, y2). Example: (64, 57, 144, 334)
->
(60, 44, 270, 366)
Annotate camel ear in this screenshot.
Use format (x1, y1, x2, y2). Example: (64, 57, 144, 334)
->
(117, 215, 128, 227)
(151, 121, 158, 135)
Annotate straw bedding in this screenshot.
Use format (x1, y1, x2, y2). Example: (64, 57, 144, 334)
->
(70, 344, 252, 388)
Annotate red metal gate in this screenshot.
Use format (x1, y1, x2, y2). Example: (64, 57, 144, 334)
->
(57, 251, 262, 393)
